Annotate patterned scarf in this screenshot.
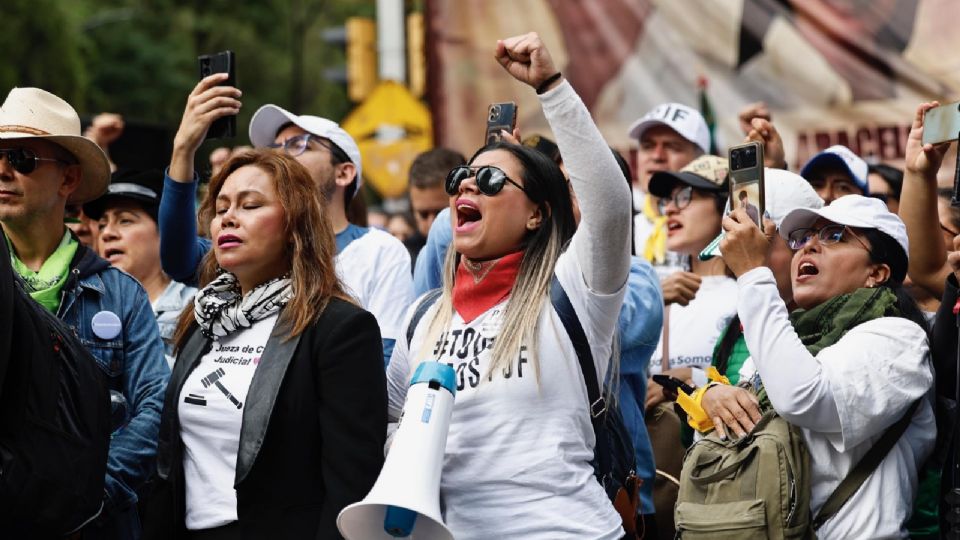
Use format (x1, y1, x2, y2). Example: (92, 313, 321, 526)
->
(194, 272, 293, 340)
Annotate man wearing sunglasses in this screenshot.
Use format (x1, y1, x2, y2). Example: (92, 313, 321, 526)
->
(0, 87, 169, 538)
(162, 75, 413, 367)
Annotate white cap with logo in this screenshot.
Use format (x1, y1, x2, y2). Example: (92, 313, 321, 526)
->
(627, 102, 711, 154)
(248, 104, 363, 194)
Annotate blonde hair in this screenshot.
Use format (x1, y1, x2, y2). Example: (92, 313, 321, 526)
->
(414, 143, 577, 382)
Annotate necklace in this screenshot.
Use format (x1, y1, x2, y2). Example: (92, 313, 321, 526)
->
(463, 257, 498, 284)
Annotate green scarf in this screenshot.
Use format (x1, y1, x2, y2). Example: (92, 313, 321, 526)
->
(755, 287, 900, 409)
(7, 230, 78, 313)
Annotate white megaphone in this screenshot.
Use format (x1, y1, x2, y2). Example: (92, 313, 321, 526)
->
(337, 362, 456, 539)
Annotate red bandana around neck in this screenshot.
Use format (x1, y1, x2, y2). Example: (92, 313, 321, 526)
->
(451, 251, 524, 323)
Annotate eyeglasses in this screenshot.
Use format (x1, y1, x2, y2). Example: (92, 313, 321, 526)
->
(786, 224, 871, 252)
(268, 134, 330, 157)
(0, 147, 69, 175)
(657, 185, 693, 213)
(940, 221, 960, 239)
(445, 165, 529, 197)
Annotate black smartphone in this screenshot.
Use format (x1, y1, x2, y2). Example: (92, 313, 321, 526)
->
(198, 50, 236, 140)
(728, 141, 765, 227)
(485, 102, 518, 146)
(652, 374, 695, 395)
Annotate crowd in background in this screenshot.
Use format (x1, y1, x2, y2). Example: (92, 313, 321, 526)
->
(2, 29, 960, 540)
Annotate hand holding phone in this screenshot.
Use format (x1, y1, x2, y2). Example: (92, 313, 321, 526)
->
(922, 100, 960, 146)
(484, 102, 518, 146)
(198, 51, 237, 140)
(728, 141, 764, 227)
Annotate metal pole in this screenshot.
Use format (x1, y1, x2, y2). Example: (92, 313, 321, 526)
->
(377, 0, 405, 82)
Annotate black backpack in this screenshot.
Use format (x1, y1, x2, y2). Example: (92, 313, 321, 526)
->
(406, 277, 641, 537)
(0, 234, 111, 536)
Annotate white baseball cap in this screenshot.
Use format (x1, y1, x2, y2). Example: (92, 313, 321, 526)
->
(799, 145, 869, 195)
(701, 168, 824, 259)
(627, 103, 711, 154)
(248, 104, 363, 194)
(778, 194, 908, 280)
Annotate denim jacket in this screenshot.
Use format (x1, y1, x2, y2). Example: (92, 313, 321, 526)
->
(57, 245, 170, 514)
(153, 280, 197, 368)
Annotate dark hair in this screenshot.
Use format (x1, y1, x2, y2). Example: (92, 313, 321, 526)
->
(522, 134, 562, 165)
(868, 164, 903, 199)
(861, 228, 928, 333)
(937, 188, 960, 233)
(467, 142, 576, 246)
(409, 147, 466, 189)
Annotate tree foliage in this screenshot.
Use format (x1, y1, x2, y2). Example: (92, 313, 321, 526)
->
(5, 0, 375, 144)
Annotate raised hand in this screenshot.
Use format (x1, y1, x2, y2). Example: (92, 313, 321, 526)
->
(720, 210, 772, 278)
(744, 118, 787, 169)
(737, 102, 772, 136)
(494, 32, 561, 91)
(904, 101, 951, 180)
(169, 74, 241, 183)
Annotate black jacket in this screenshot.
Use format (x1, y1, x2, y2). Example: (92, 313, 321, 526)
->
(145, 298, 386, 539)
(934, 275, 960, 535)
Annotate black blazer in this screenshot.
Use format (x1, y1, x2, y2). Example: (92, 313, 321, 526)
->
(145, 298, 386, 540)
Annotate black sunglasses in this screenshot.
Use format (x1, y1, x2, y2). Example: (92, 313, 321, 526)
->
(0, 147, 69, 175)
(445, 165, 529, 197)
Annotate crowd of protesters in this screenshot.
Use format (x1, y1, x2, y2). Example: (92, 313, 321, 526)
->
(1, 29, 959, 540)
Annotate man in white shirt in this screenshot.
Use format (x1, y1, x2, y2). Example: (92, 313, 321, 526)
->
(248, 106, 414, 365)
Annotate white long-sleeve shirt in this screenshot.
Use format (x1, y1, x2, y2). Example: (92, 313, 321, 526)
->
(737, 267, 935, 538)
(386, 79, 631, 540)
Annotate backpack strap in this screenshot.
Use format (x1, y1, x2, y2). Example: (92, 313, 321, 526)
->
(405, 288, 443, 348)
(812, 398, 922, 530)
(550, 276, 614, 483)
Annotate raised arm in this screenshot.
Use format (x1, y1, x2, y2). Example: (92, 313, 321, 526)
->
(160, 75, 240, 283)
(495, 33, 632, 293)
(900, 101, 953, 298)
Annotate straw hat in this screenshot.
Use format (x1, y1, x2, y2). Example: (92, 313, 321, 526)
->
(0, 87, 110, 204)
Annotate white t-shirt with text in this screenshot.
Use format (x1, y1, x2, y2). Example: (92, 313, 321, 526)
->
(386, 252, 624, 540)
(650, 275, 737, 385)
(178, 314, 278, 530)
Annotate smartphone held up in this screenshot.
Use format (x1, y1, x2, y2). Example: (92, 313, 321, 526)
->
(484, 102, 518, 145)
(728, 141, 765, 227)
(922, 100, 960, 146)
(198, 50, 237, 140)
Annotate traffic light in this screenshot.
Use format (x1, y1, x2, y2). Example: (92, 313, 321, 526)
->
(346, 17, 378, 102)
(322, 17, 378, 103)
(406, 12, 425, 98)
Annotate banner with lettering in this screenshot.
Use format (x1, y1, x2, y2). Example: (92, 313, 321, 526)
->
(427, 0, 960, 176)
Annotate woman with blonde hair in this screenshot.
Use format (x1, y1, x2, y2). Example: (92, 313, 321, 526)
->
(386, 33, 633, 538)
(146, 149, 385, 539)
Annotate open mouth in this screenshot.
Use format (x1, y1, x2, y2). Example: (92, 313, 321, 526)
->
(103, 248, 124, 260)
(666, 220, 682, 235)
(798, 261, 819, 277)
(456, 199, 482, 229)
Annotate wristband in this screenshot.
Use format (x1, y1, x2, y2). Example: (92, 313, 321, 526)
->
(536, 72, 562, 95)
